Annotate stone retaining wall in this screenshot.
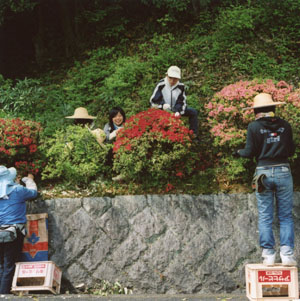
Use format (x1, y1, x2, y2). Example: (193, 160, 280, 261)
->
(27, 193, 300, 294)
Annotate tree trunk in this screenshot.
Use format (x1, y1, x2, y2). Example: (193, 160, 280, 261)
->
(57, 0, 76, 58)
(33, 3, 47, 67)
(0, 26, 5, 76)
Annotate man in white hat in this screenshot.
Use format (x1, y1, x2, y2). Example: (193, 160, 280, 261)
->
(235, 93, 296, 266)
(0, 166, 37, 294)
(150, 66, 199, 139)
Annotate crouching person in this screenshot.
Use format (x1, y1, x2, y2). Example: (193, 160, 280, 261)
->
(0, 166, 37, 294)
(150, 65, 199, 140)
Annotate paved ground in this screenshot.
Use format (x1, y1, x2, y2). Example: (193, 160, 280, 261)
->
(0, 294, 249, 300)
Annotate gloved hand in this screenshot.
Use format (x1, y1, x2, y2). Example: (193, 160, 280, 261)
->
(163, 104, 171, 111)
(232, 150, 240, 158)
(174, 112, 180, 118)
(22, 176, 37, 190)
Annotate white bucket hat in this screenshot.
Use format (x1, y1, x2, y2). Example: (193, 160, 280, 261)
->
(243, 93, 286, 110)
(0, 166, 17, 199)
(65, 107, 96, 119)
(166, 66, 181, 79)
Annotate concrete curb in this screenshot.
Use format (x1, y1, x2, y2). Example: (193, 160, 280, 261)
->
(1, 294, 248, 300)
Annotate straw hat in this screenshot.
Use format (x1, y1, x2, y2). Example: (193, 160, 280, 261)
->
(243, 93, 286, 110)
(166, 66, 181, 79)
(65, 107, 96, 119)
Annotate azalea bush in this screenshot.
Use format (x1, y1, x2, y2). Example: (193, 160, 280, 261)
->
(0, 118, 43, 176)
(41, 125, 112, 186)
(205, 79, 300, 182)
(113, 108, 198, 188)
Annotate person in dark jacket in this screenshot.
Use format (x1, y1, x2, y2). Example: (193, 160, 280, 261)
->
(0, 166, 37, 294)
(235, 93, 296, 266)
(150, 66, 199, 139)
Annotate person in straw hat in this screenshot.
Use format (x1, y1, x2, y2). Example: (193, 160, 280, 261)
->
(150, 66, 199, 140)
(234, 93, 296, 266)
(65, 107, 106, 146)
(65, 107, 96, 126)
(0, 166, 37, 294)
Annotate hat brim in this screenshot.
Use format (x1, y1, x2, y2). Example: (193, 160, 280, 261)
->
(0, 167, 16, 181)
(8, 167, 16, 181)
(242, 102, 286, 111)
(166, 72, 181, 79)
(65, 116, 96, 119)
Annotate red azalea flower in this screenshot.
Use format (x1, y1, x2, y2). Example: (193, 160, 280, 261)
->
(176, 171, 183, 178)
(29, 144, 37, 153)
(22, 137, 32, 145)
(165, 183, 174, 192)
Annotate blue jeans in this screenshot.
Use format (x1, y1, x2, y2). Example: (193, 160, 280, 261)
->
(255, 164, 294, 252)
(0, 233, 24, 294)
(182, 107, 199, 137)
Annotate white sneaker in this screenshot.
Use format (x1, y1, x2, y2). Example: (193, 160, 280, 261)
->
(280, 254, 297, 266)
(262, 253, 276, 265)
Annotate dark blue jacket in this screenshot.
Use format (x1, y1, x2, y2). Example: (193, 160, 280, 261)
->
(238, 117, 295, 166)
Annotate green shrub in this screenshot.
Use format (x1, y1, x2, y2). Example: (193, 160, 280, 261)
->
(205, 79, 300, 182)
(62, 47, 115, 110)
(0, 78, 44, 119)
(61, 48, 152, 128)
(214, 5, 258, 43)
(101, 56, 149, 115)
(0, 118, 43, 176)
(41, 125, 112, 186)
(113, 108, 197, 188)
(145, 32, 186, 71)
(0, 76, 69, 137)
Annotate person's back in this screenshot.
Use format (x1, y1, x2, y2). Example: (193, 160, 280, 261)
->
(239, 116, 295, 166)
(236, 93, 296, 266)
(0, 167, 37, 294)
(0, 185, 37, 225)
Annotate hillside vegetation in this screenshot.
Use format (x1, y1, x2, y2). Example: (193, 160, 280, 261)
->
(0, 0, 299, 196)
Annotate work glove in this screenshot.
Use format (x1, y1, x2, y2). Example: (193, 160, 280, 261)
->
(252, 174, 266, 193)
(174, 112, 180, 118)
(151, 104, 160, 109)
(22, 176, 37, 190)
(232, 149, 240, 158)
(163, 104, 171, 111)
